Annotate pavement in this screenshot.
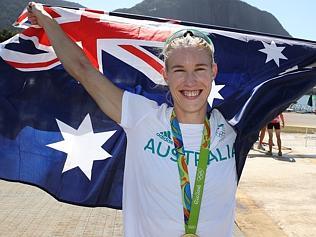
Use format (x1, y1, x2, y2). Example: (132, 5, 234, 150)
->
(0, 113, 315, 237)
(234, 113, 316, 237)
(236, 132, 316, 237)
(0, 181, 245, 237)
(282, 112, 316, 133)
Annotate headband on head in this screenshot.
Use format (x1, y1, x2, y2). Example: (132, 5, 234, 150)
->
(165, 29, 213, 46)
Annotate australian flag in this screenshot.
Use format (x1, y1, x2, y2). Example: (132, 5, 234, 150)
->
(0, 6, 316, 209)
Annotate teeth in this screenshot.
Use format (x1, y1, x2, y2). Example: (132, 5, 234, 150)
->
(182, 90, 200, 97)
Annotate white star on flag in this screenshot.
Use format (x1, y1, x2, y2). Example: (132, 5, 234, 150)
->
(259, 41, 288, 67)
(208, 80, 225, 106)
(47, 114, 116, 180)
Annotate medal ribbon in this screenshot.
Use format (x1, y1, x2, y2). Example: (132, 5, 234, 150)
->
(170, 110, 210, 234)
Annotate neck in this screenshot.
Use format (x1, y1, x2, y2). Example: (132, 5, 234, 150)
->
(174, 107, 207, 124)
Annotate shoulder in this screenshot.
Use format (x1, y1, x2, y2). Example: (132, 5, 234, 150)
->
(123, 91, 158, 107)
(210, 109, 229, 125)
(210, 109, 237, 138)
(121, 91, 172, 128)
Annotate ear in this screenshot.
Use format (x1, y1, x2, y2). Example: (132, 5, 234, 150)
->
(211, 63, 218, 79)
(162, 67, 168, 84)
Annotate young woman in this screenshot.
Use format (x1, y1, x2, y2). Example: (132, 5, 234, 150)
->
(266, 113, 285, 156)
(28, 2, 237, 236)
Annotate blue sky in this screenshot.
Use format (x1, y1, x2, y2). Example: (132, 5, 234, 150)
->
(71, 0, 316, 41)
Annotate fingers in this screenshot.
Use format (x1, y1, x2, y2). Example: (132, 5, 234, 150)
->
(27, 2, 32, 13)
(27, 2, 36, 13)
(26, 2, 50, 27)
(27, 2, 39, 25)
(27, 2, 42, 15)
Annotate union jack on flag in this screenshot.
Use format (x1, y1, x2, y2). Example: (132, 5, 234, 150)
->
(0, 5, 316, 208)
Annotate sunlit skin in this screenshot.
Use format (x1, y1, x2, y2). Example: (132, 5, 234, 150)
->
(163, 47, 218, 124)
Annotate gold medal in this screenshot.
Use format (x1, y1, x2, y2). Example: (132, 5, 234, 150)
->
(182, 234, 198, 237)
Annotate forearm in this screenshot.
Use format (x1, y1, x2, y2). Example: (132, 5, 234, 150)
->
(39, 15, 92, 82)
(29, 3, 123, 123)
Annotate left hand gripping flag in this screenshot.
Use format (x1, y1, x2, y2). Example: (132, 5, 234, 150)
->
(0, 6, 316, 208)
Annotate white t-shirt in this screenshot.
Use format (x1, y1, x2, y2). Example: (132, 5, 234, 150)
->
(120, 91, 237, 237)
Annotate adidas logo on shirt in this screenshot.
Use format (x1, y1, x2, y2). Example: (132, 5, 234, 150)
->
(156, 131, 173, 144)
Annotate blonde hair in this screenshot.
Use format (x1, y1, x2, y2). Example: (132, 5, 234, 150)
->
(163, 34, 215, 71)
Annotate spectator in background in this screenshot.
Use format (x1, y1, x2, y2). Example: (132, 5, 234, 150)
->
(257, 126, 266, 150)
(266, 113, 285, 156)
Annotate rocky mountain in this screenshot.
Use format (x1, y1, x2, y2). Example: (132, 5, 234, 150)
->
(0, 0, 290, 38)
(114, 0, 291, 37)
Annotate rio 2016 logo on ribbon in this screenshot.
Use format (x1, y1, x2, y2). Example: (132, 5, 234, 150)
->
(196, 168, 205, 182)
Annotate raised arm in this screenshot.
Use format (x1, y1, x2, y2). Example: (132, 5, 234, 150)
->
(27, 2, 123, 123)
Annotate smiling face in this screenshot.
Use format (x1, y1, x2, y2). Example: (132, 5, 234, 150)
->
(164, 47, 217, 123)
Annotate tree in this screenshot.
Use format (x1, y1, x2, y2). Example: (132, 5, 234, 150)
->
(0, 28, 17, 42)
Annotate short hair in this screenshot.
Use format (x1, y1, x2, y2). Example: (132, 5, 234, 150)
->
(162, 29, 215, 71)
